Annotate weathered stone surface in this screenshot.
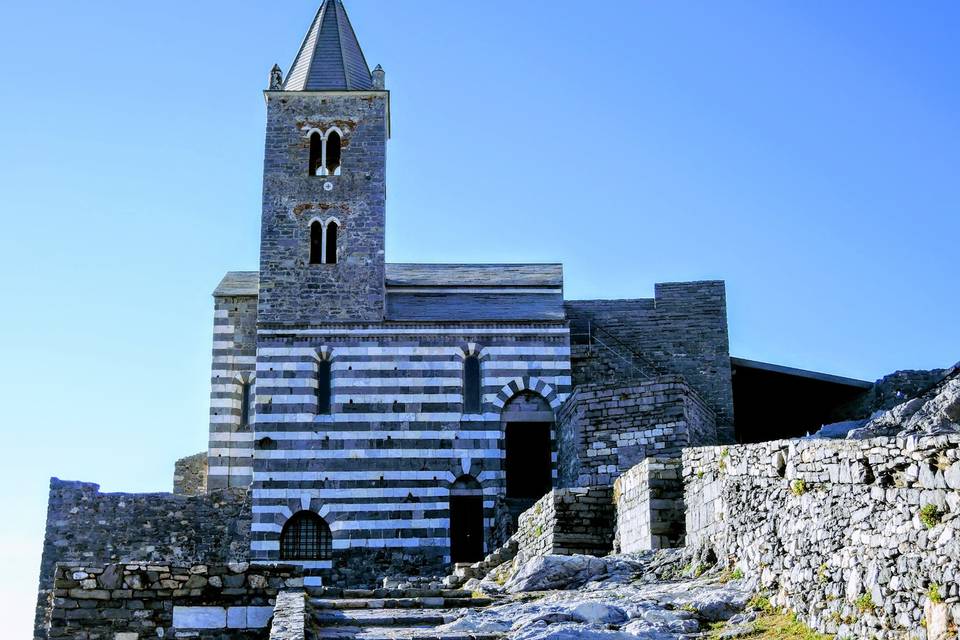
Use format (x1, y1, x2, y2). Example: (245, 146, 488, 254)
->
(683, 434, 960, 638)
(505, 555, 610, 593)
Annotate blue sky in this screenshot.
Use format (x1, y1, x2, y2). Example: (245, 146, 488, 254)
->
(0, 0, 957, 634)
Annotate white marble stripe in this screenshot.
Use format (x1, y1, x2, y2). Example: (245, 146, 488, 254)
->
(252, 471, 488, 482)
(267, 393, 463, 404)
(253, 412, 499, 423)
(212, 356, 257, 365)
(253, 448, 503, 460)
(253, 375, 573, 390)
(331, 538, 448, 549)
(254, 488, 453, 499)
(209, 433, 256, 442)
(253, 502, 450, 515)
(214, 310, 230, 319)
(258, 346, 569, 357)
(207, 466, 253, 476)
(258, 327, 569, 337)
(253, 518, 449, 534)
(249, 430, 503, 441)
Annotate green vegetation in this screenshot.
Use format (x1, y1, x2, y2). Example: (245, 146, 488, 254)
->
(533, 525, 543, 538)
(818, 563, 829, 584)
(919, 504, 944, 529)
(928, 583, 943, 604)
(790, 479, 807, 496)
(854, 593, 875, 613)
(746, 593, 773, 613)
(709, 610, 832, 639)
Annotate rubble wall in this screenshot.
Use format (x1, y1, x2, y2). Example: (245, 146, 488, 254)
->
(683, 435, 960, 639)
(46, 563, 300, 640)
(35, 479, 251, 639)
(515, 487, 615, 559)
(614, 458, 684, 553)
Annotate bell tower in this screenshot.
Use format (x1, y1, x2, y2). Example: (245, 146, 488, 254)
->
(259, 0, 388, 326)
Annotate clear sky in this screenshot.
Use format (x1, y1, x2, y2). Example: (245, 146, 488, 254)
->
(0, 0, 957, 635)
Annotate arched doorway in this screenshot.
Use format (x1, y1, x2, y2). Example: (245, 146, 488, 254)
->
(502, 392, 554, 501)
(449, 475, 484, 563)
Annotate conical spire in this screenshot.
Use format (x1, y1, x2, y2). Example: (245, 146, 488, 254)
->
(283, 0, 374, 91)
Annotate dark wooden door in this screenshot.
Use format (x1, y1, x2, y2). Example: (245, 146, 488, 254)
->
(449, 495, 484, 563)
(505, 422, 552, 499)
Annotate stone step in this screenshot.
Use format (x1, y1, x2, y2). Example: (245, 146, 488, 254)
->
(312, 627, 503, 640)
(308, 588, 473, 600)
(312, 609, 453, 628)
(310, 597, 493, 610)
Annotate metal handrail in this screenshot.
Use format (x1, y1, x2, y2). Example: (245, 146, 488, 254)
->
(570, 320, 662, 380)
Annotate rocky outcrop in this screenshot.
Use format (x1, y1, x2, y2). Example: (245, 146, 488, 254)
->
(848, 372, 960, 439)
(441, 549, 755, 640)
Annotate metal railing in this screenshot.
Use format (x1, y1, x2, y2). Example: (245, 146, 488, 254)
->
(571, 320, 662, 381)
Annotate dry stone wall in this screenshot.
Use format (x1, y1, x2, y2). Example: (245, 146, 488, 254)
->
(515, 487, 615, 559)
(36, 479, 251, 639)
(557, 377, 716, 488)
(46, 563, 301, 640)
(683, 435, 960, 639)
(613, 458, 684, 553)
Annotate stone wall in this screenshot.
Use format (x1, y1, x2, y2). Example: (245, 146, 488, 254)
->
(683, 435, 960, 639)
(175, 451, 209, 495)
(614, 458, 684, 553)
(515, 487, 615, 559)
(46, 563, 301, 640)
(36, 478, 251, 639)
(556, 377, 716, 488)
(565, 281, 734, 442)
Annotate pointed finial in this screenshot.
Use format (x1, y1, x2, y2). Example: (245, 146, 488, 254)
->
(269, 64, 284, 91)
(372, 64, 385, 90)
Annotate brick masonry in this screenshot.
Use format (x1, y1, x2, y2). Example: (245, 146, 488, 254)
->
(556, 376, 717, 488)
(566, 281, 735, 442)
(46, 563, 301, 640)
(613, 457, 684, 553)
(35, 479, 251, 639)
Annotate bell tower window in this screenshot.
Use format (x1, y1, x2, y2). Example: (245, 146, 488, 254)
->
(326, 130, 342, 176)
(325, 221, 339, 265)
(309, 132, 323, 176)
(310, 221, 323, 264)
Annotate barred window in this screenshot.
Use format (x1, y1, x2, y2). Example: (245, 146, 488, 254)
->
(463, 355, 481, 414)
(279, 511, 332, 561)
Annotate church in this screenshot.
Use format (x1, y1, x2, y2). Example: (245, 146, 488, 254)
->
(36, 5, 881, 632)
(200, 0, 870, 587)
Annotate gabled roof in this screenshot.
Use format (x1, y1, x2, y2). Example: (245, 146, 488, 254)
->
(283, 0, 374, 91)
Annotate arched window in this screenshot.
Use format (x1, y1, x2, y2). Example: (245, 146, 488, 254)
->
(279, 511, 332, 561)
(310, 221, 323, 264)
(240, 380, 252, 428)
(309, 132, 323, 176)
(325, 130, 342, 176)
(324, 221, 339, 265)
(463, 355, 482, 414)
(317, 360, 332, 415)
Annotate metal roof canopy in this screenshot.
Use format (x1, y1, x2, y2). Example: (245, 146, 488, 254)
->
(731, 357, 873, 389)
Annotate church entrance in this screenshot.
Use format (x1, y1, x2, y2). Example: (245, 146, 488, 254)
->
(449, 476, 484, 564)
(505, 422, 553, 499)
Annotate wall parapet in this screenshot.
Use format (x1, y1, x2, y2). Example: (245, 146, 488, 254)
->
(614, 457, 684, 553)
(515, 487, 615, 559)
(47, 563, 302, 639)
(36, 478, 251, 639)
(683, 434, 960, 639)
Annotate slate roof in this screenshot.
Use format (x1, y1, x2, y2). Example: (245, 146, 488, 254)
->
(283, 0, 374, 91)
(212, 264, 564, 297)
(213, 271, 259, 297)
(385, 264, 563, 288)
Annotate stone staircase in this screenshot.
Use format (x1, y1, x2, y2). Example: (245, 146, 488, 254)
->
(306, 586, 499, 640)
(445, 538, 520, 589)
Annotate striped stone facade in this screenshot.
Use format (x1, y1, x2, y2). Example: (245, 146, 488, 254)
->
(208, 287, 258, 490)
(247, 323, 570, 585)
